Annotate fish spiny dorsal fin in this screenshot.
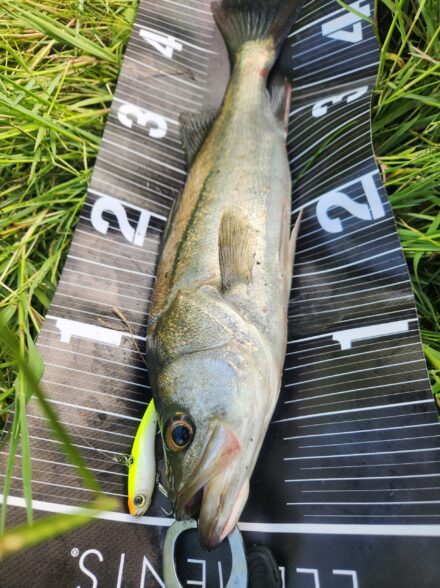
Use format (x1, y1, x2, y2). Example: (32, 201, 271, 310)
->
(179, 109, 218, 165)
(219, 209, 255, 293)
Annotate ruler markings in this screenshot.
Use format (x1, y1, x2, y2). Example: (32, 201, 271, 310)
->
(53, 292, 147, 318)
(288, 349, 422, 378)
(286, 381, 429, 407)
(295, 232, 397, 267)
(286, 342, 421, 373)
(291, 263, 408, 291)
(293, 36, 374, 71)
(129, 29, 211, 64)
(1, 454, 127, 484)
(275, 399, 434, 424)
(285, 368, 426, 396)
(296, 279, 412, 304)
(298, 217, 392, 255)
(28, 424, 130, 454)
(47, 399, 142, 422)
(289, 3, 351, 36)
(102, 136, 186, 177)
(124, 53, 207, 92)
(295, 146, 376, 195)
(292, 41, 378, 80)
(42, 381, 146, 408)
(291, 163, 379, 214)
(60, 279, 151, 303)
(89, 166, 178, 205)
(285, 371, 428, 399)
(293, 129, 373, 186)
(27, 413, 136, 441)
(298, 249, 402, 276)
(106, 118, 184, 155)
(105, 125, 186, 166)
(287, 473, 440, 483)
(43, 362, 149, 390)
(49, 303, 148, 330)
(297, 410, 439, 430)
(285, 422, 440, 441)
(2, 1, 438, 572)
(288, 98, 368, 145)
(294, 61, 380, 90)
(39, 344, 148, 373)
(289, 294, 414, 319)
(292, 161, 380, 210)
(300, 434, 440, 449)
(286, 332, 418, 358)
(27, 434, 126, 459)
(132, 23, 215, 56)
(55, 266, 152, 292)
(291, 389, 432, 414)
(285, 446, 440, 462)
(67, 255, 155, 278)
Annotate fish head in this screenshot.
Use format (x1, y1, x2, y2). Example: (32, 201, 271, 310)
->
(154, 348, 272, 550)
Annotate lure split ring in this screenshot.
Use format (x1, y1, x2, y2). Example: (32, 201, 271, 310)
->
(163, 520, 248, 587)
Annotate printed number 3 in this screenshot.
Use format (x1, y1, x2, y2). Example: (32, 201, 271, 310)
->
(117, 104, 167, 138)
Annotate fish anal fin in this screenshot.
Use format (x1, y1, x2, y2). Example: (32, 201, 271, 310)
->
(179, 109, 218, 165)
(289, 209, 302, 268)
(280, 207, 302, 272)
(219, 210, 255, 293)
(270, 74, 291, 132)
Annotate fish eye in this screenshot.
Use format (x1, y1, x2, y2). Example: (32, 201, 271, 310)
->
(134, 494, 146, 508)
(165, 414, 195, 452)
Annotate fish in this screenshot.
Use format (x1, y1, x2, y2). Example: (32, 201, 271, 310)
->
(146, 0, 303, 549)
(127, 399, 157, 516)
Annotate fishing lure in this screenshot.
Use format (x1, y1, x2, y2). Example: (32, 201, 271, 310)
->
(127, 399, 158, 516)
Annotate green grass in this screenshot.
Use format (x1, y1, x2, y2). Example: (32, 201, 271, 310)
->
(0, 0, 439, 555)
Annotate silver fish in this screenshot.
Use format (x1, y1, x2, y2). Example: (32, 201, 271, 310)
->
(147, 0, 302, 549)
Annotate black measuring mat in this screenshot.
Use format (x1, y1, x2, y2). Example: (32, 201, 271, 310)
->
(1, 0, 439, 586)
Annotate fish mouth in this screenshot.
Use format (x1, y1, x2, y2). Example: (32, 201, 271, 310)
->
(174, 419, 246, 550)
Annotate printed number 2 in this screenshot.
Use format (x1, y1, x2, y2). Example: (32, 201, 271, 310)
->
(117, 104, 167, 138)
(139, 29, 183, 59)
(90, 195, 164, 247)
(316, 172, 385, 233)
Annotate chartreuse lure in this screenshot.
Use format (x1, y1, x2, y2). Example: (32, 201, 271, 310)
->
(127, 399, 158, 516)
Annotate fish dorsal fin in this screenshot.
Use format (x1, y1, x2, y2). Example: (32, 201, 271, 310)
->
(179, 109, 218, 165)
(219, 209, 255, 293)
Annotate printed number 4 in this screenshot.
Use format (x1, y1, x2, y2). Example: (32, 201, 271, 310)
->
(321, 0, 371, 43)
(139, 29, 183, 59)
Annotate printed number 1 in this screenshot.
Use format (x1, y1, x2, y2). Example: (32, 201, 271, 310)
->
(139, 29, 183, 59)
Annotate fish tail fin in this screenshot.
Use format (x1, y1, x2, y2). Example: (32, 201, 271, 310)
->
(211, 0, 303, 62)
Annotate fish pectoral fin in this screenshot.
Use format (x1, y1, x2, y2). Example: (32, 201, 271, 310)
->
(270, 74, 291, 133)
(219, 210, 255, 293)
(179, 109, 218, 165)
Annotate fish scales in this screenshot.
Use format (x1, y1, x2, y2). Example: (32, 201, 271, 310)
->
(146, 0, 303, 550)
(151, 44, 291, 361)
